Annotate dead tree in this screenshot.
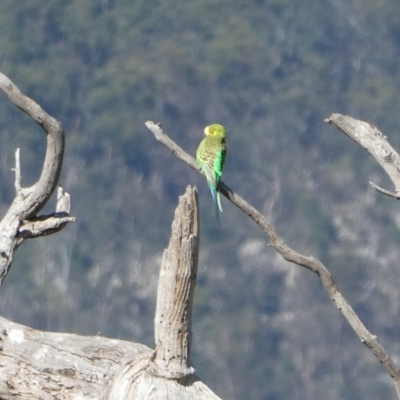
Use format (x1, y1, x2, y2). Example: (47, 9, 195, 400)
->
(0, 186, 219, 399)
(0, 73, 221, 399)
(0, 73, 74, 284)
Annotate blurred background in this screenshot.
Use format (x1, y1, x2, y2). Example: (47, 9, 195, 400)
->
(1, 1, 400, 399)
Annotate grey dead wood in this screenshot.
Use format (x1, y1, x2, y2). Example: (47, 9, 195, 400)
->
(153, 186, 198, 379)
(0, 71, 221, 399)
(105, 186, 221, 400)
(0, 315, 153, 399)
(325, 113, 400, 199)
(325, 113, 400, 393)
(145, 120, 400, 399)
(0, 185, 220, 399)
(0, 72, 75, 284)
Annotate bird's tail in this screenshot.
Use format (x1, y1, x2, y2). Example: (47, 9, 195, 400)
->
(208, 182, 221, 226)
(213, 192, 221, 226)
(216, 191, 223, 213)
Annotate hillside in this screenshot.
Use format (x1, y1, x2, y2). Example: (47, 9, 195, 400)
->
(1, 1, 400, 399)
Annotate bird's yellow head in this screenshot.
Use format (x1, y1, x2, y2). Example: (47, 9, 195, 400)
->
(204, 124, 226, 139)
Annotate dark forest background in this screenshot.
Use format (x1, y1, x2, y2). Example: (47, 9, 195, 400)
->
(1, 1, 400, 399)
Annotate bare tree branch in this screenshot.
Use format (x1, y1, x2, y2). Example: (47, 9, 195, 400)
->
(0, 71, 64, 218)
(325, 113, 400, 199)
(369, 181, 400, 199)
(17, 215, 76, 239)
(11, 148, 22, 195)
(0, 72, 74, 285)
(145, 120, 400, 399)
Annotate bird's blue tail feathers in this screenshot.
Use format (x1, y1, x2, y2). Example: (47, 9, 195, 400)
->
(208, 181, 221, 226)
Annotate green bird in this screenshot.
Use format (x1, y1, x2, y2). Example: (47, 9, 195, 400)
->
(196, 124, 227, 226)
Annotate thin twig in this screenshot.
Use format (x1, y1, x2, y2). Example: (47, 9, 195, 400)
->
(11, 148, 21, 195)
(145, 120, 400, 398)
(369, 181, 400, 199)
(56, 186, 71, 213)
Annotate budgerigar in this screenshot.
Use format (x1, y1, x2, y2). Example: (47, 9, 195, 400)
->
(196, 124, 227, 226)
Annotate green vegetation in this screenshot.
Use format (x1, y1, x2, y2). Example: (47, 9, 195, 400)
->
(1, 1, 400, 398)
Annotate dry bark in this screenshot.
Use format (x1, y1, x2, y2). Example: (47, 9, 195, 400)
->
(0, 315, 152, 399)
(0, 72, 220, 399)
(153, 186, 199, 379)
(105, 187, 220, 400)
(0, 187, 220, 400)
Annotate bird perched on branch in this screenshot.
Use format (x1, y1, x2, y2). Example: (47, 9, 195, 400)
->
(196, 124, 227, 226)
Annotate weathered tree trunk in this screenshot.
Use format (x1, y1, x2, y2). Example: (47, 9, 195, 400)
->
(104, 186, 220, 399)
(0, 73, 221, 399)
(0, 187, 220, 399)
(0, 315, 153, 399)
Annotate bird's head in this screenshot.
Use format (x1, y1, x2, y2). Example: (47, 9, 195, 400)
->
(204, 124, 226, 139)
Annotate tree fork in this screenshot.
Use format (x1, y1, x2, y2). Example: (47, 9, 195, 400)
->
(0, 72, 75, 285)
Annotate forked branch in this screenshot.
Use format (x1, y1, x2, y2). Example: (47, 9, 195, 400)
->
(0, 72, 65, 217)
(325, 113, 400, 199)
(0, 72, 74, 285)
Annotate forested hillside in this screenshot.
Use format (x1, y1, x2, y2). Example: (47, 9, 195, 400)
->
(1, 1, 400, 399)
